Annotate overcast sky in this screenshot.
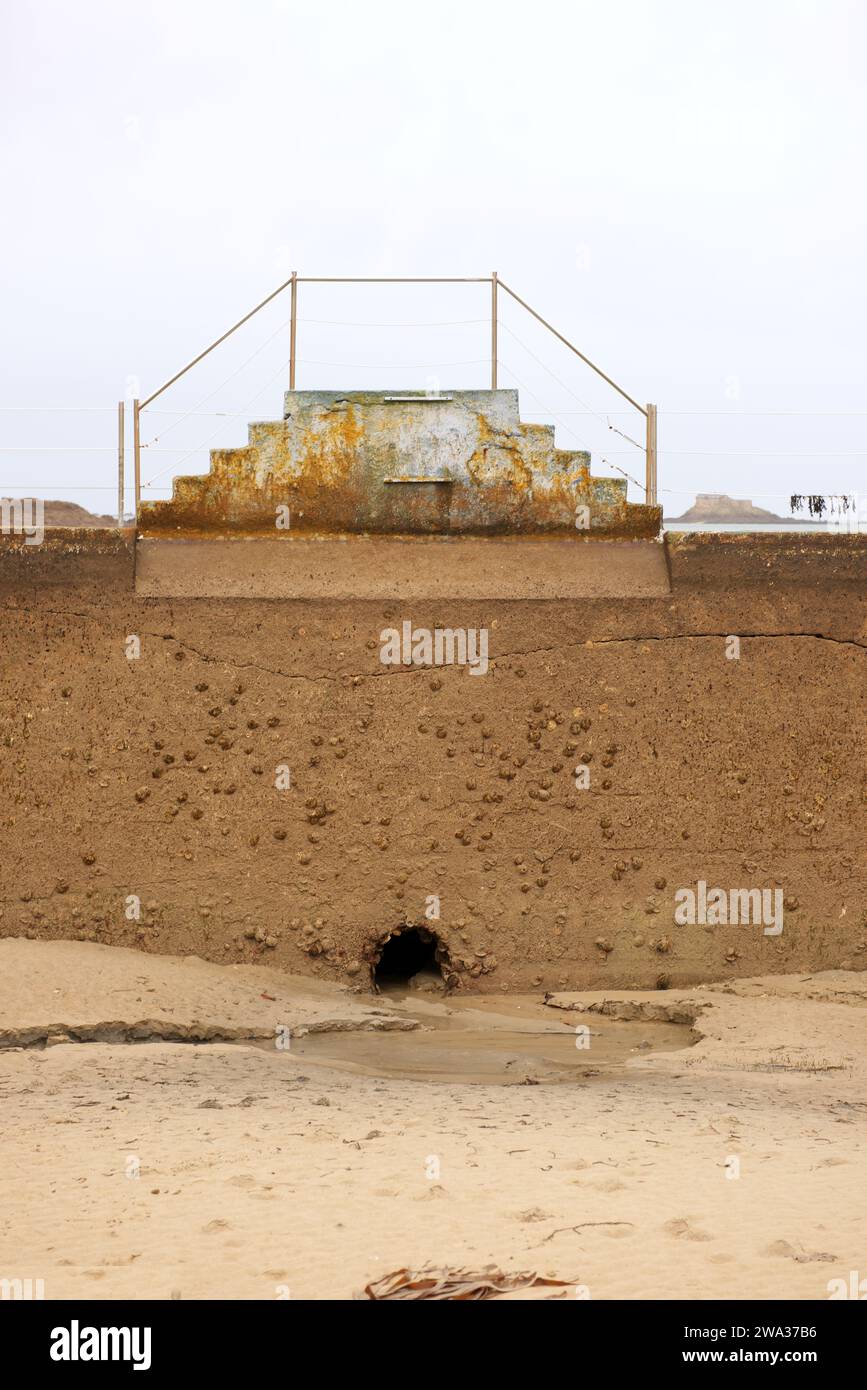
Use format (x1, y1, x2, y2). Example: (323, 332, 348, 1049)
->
(1, 0, 864, 516)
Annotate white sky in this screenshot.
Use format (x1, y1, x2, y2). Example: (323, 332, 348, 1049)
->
(1, 0, 865, 515)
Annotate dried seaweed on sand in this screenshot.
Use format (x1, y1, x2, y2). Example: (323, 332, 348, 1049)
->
(361, 1265, 575, 1301)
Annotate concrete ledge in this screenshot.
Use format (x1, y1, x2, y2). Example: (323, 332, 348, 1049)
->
(134, 534, 672, 599)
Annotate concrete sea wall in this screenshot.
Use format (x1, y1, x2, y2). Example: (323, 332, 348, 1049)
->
(0, 530, 864, 991)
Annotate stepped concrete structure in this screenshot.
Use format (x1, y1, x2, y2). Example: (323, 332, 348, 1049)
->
(136, 389, 664, 597)
(140, 389, 658, 537)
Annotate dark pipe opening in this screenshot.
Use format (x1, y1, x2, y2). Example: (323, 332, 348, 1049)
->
(373, 927, 441, 989)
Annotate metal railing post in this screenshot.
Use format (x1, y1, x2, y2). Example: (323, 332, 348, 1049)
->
(491, 271, 498, 389)
(645, 403, 657, 506)
(117, 400, 125, 526)
(289, 271, 297, 390)
(135, 273, 654, 514)
(133, 398, 141, 523)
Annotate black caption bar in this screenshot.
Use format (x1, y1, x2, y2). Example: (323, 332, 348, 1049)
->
(2, 1297, 861, 1376)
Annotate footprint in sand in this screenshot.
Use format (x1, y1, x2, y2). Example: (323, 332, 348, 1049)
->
(414, 1184, 447, 1201)
(663, 1217, 713, 1242)
(761, 1239, 836, 1263)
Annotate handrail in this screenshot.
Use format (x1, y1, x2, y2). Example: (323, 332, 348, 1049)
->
(133, 273, 657, 520)
(295, 277, 493, 282)
(140, 274, 297, 410)
(496, 279, 646, 416)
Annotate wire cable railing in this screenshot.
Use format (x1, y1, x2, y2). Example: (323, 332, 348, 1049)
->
(130, 272, 657, 522)
(1, 275, 864, 532)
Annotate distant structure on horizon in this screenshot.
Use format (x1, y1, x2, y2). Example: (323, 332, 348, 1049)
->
(37, 500, 117, 528)
(665, 493, 801, 524)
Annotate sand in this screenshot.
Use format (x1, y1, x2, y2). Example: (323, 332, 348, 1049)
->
(0, 940, 864, 1301)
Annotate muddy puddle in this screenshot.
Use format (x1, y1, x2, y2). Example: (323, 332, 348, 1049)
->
(288, 991, 695, 1085)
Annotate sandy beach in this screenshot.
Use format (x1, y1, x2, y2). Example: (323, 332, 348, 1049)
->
(0, 940, 863, 1301)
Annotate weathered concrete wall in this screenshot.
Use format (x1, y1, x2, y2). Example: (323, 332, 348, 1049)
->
(134, 535, 672, 600)
(0, 531, 864, 992)
(140, 390, 659, 537)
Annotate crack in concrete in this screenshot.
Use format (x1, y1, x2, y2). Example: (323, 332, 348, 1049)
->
(3, 610, 864, 693)
(142, 633, 341, 684)
(493, 631, 867, 660)
(145, 627, 867, 682)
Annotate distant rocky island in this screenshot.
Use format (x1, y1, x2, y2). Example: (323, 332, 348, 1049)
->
(665, 493, 806, 524)
(42, 500, 117, 527)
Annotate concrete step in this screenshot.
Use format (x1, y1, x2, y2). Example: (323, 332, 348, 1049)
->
(134, 534, 671, 599)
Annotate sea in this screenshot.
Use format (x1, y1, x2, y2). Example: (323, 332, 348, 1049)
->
(662, 522, 847, 533)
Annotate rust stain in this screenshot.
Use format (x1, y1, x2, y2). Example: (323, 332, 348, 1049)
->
(139, 390, 662, 540)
